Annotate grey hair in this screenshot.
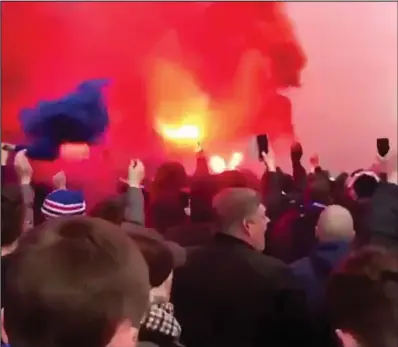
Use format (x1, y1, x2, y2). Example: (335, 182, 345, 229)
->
(212, 187, 261, 232)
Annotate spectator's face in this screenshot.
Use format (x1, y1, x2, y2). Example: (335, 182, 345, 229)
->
(246, 203, 269, 251)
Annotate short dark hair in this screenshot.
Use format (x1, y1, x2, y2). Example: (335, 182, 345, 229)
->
(327, 246, 398, 347)
(4, 216, 150, 347)
(213, 187, 261, 230)
(1, 184, 23, 247)
(306, 175, 331, 204)
(123, 224, 186, 288)
(152, 161, 188, 196)
(90, 195, 125, 225)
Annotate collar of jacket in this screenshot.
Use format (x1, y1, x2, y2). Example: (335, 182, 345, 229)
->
(214, 233, 256, 250)
(311, 240, 351, 270)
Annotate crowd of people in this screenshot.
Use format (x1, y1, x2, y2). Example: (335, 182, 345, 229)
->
(1, 140, 397, 347)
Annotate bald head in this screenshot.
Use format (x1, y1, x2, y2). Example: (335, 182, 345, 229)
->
(316, 205, 355, 242)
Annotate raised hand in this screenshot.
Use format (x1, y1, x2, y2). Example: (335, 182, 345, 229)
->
(14, 150, 33, 185)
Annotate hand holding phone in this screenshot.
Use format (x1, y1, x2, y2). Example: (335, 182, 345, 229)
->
(256, 134, 269, 161)
(377, 138, 390, 157)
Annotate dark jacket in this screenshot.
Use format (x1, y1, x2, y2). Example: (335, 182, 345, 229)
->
(290, 240, 351, 313)
(266, 203, 325, 263)
(164, 222, 218, 247)
(367, 182, 398, 247)
(171, 234, 311, 347)
(290, 240, 351, 347)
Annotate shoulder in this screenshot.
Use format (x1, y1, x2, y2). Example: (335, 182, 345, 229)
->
(246, 250, 290, 279)
(290, 256, 312, 277)
(137, 342, 159, 347)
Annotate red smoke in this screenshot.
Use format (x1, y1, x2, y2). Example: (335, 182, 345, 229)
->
(1, 2, 305, 204)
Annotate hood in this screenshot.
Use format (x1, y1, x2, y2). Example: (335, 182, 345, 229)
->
(310, 240, 351, 277)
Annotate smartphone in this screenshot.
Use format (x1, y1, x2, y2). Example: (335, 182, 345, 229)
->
(256, 134, 269, 160)
(377, 138, 390, 157)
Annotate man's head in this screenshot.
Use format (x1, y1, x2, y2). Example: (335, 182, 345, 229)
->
(306, 174, 332, 205)
(213, 187, 269, 251)
(327, 246, 398, 347)
(90, 195, 125, 225)
(123, 224, 186, 302)
(316, 205, 355, 243)
(1, 184, 23, 254)
(2, 216, 150, 347)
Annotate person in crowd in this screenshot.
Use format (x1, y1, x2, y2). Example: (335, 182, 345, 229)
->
(147, 161, 189, 232)
(1, 149, 34, 315)
(266, 148, 332, 263)
(291, 205, 355, 312)
(41, 170, 87, 219)
(1, 216, 151, 347)
(172, 186, 310, 347)
(367, 152, 398, 250)
(327, 246, 398, 347)
(1, 184, 23, 315)
(92, 158, 186, 347)
(290, 205, 355, 347)
(125, 226, 186, 347)
(157, 149, 217, 244)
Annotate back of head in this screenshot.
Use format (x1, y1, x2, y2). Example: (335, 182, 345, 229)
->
(124, 225, 174, 288)
(90, 195, 125, 225)
(4, 216, 150, 347)
(1, 184, 23, 248)
(316, 205, 355, 242)
(217, 170, 248, 190)
(306, 175, 332, 205)
(347, 170, 380, 202)
(327, 246, 398, 347)
(152, 161, 188, 197)
(190, 175, 219, 223)
(149, 191, 187, 233)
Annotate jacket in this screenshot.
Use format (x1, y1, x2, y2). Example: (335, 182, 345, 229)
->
(290, 240, 351, 313)
(172, 233, 311, 347)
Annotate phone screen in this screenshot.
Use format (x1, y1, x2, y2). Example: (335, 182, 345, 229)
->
(256, 134, 269, 160)
(377, 138, 390, 157)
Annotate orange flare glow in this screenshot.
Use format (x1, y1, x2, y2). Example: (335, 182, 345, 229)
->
(209, 155, 226, 174)
(160, 124, 201, 141)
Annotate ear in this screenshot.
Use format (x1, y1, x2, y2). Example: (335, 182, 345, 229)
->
(242, 217, 252, 234)
(336, 329, 359, 347)
(1, 308, 9, 344)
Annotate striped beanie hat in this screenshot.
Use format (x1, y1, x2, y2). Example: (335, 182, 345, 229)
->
(41, 189, 86, 218)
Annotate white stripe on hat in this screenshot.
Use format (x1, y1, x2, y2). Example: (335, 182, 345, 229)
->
(42, 201, 86, 216)
(43, 200, 86, 209)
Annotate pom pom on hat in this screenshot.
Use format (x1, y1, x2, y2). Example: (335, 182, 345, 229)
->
(42, 189, 86, 218)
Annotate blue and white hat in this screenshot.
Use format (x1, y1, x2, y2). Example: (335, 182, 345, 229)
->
(41, 189, 86, 218)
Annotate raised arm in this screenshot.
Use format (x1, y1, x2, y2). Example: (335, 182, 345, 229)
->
(123, 159, 146, 226)
(14, 150, 34, 231)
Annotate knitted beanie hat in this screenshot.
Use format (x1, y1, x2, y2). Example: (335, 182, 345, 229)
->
(41, 189, 86, 218)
